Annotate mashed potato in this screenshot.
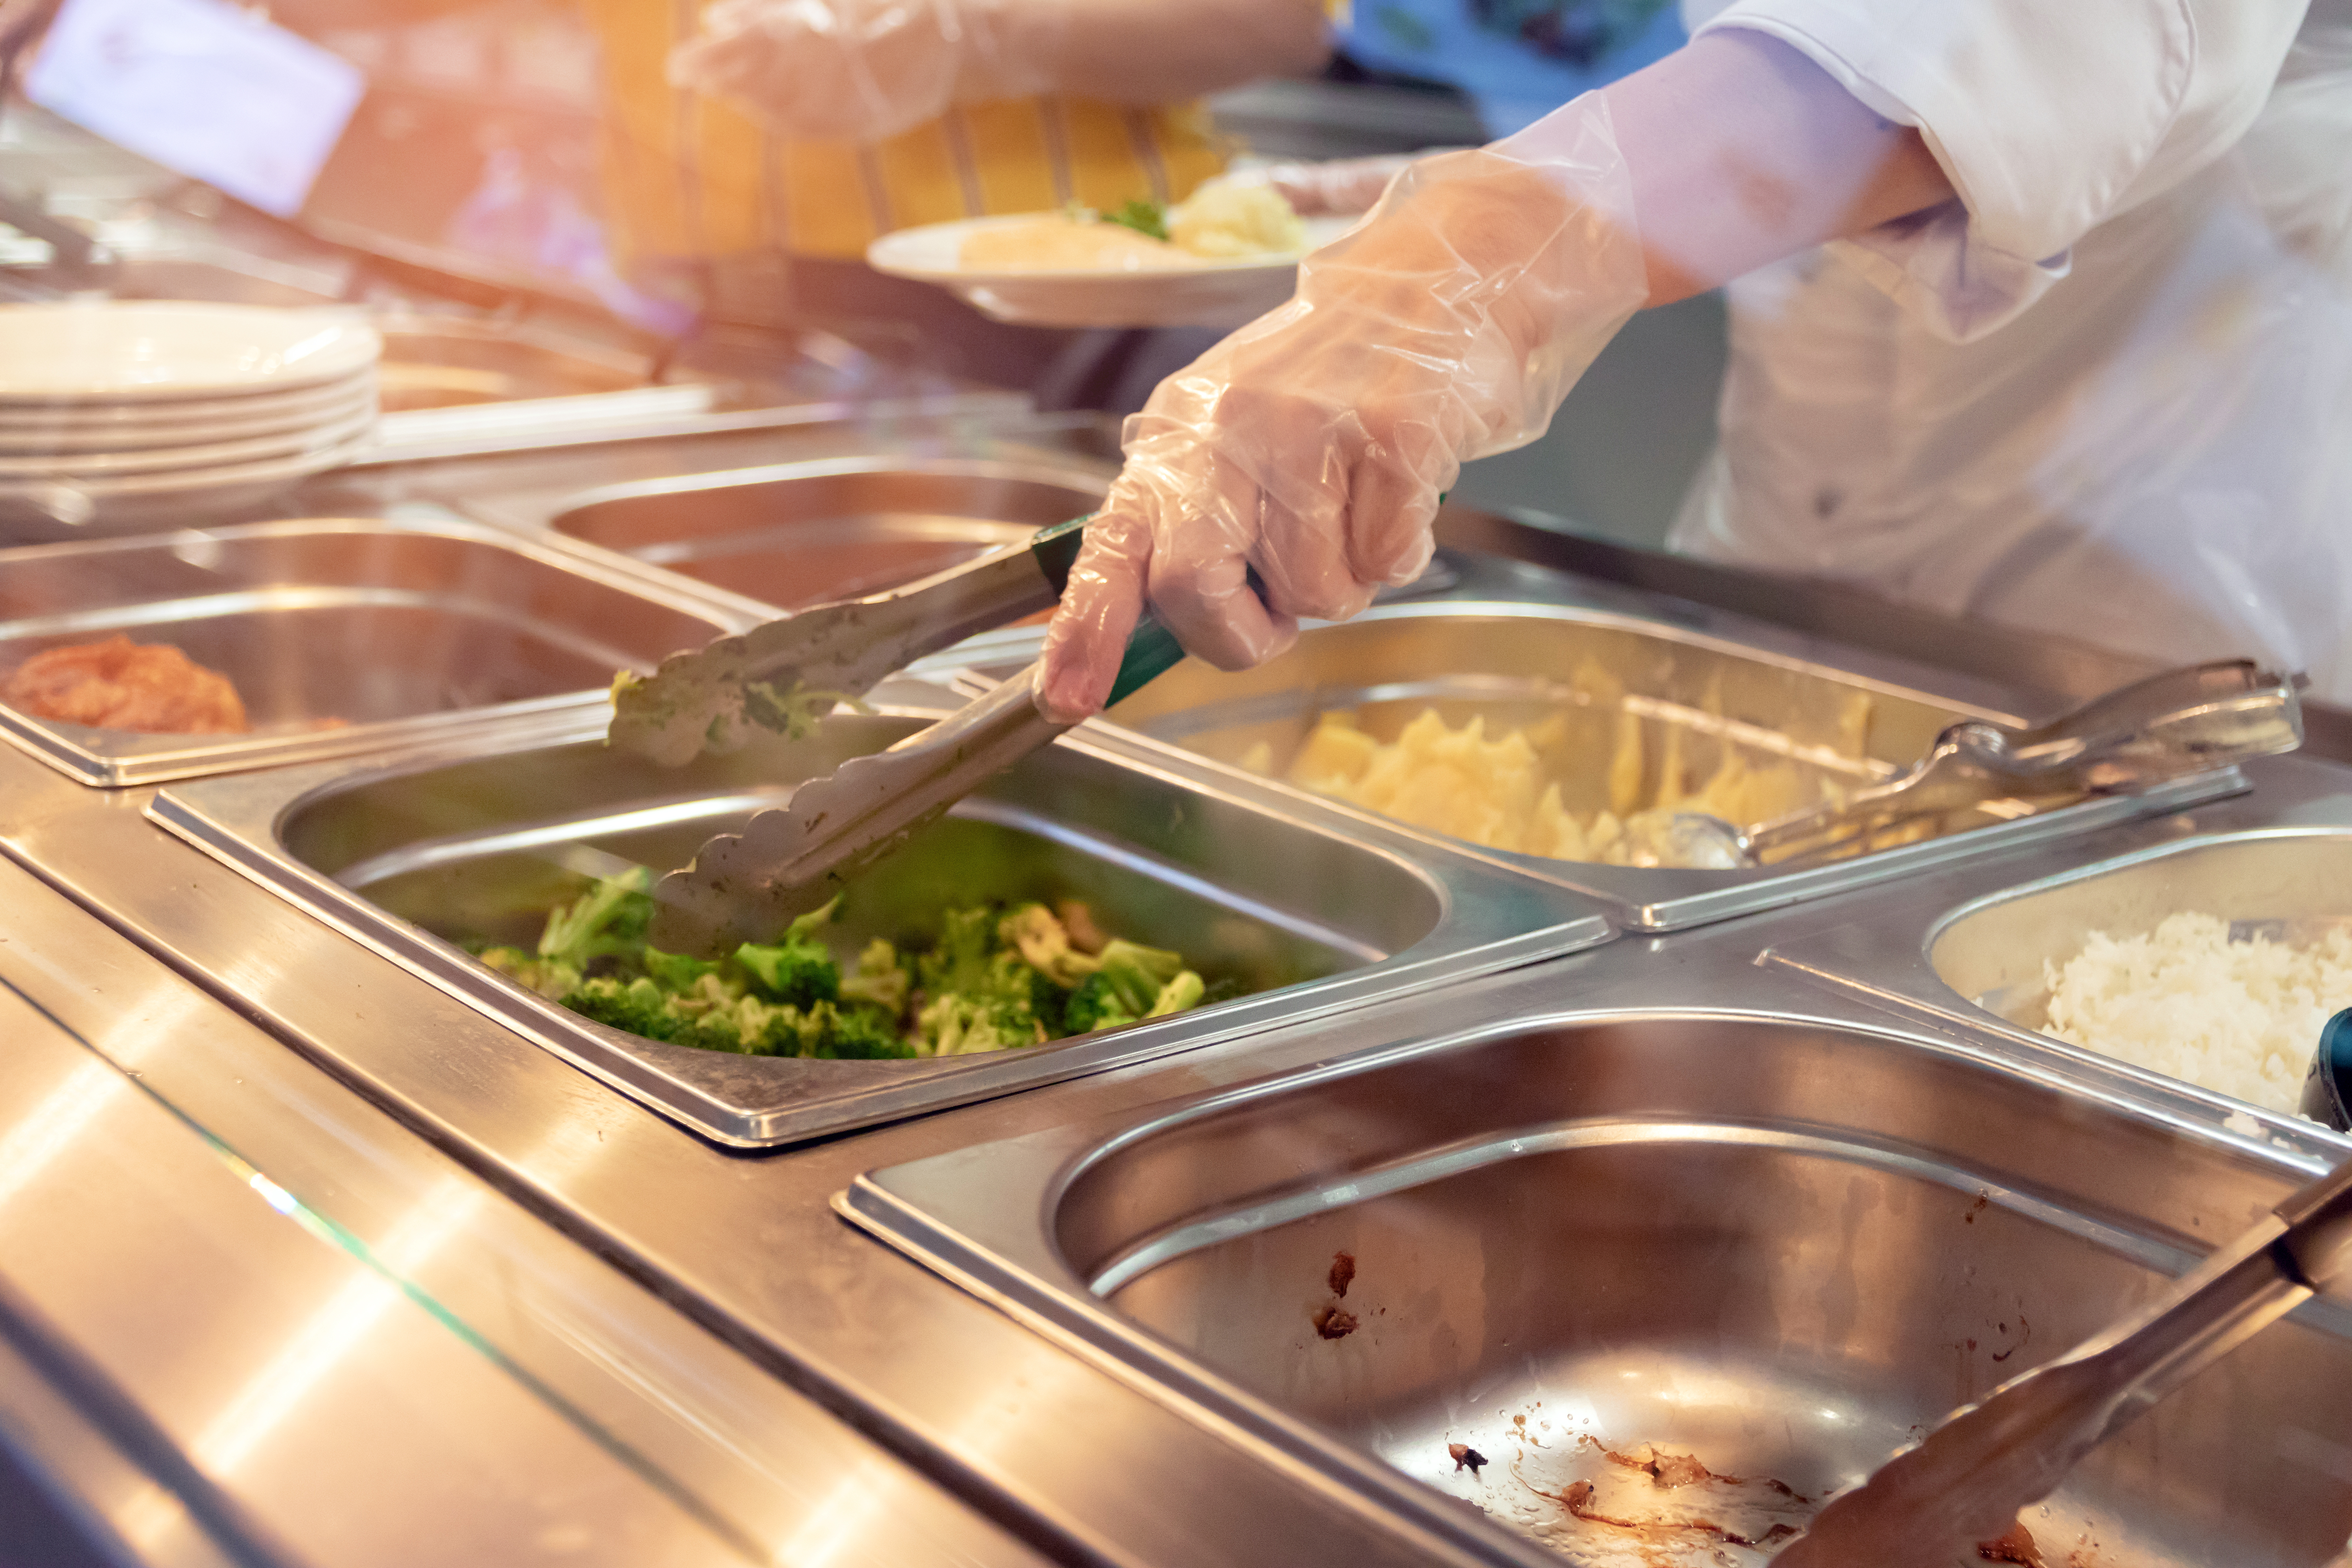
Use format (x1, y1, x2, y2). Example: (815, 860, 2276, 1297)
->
(2042, 912, 2352, 1115)
(1167, 181, 1307, 259)
(1257, 705, 1835, 869)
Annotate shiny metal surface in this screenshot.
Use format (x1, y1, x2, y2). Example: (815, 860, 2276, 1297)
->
(848, 1005, 2352, 1567)
(1752, 754, 2352, 1161)
(550, 457, 1109, 611)
(1934, 828, 2352, 1035)
(373, 316, 649, 411)
(0, 889, 741, 1566)
(610, 526, 1069, 768)
(0, 833, 1056, 1568)
(15, 706, 2352, 1566)
(150, 698, 1610, 1146)
(1781, 1149, 2352, 1568)
(998, 601, 2252, 931)
(650, 675, 1075, 956)
(1682, 659, 2303, 868)
(0, 516, 760, 786)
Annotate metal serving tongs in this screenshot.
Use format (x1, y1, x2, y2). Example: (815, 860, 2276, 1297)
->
(1662, 659, 2304, 870)
(1774, 1149, 2352, 1567)
(611, 514, 1106, 768)
(611, 513, 1189, 958)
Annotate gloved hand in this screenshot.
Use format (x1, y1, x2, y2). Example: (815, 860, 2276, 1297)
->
(1035, 94, 1647, 722)
(670, 0, 1053, 143)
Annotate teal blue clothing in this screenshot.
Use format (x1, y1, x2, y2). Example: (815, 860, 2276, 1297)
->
(1337, 0, 1685, 134)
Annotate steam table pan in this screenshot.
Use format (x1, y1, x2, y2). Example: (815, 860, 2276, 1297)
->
(1002, 601, 2255, 932)
(847, 997, 2352, 1568)
(150, 701, 1612, 1146)
(0, 516, 762, 786)
(1733, 758, 2352, 1159)
(546, 454, 1111, 612)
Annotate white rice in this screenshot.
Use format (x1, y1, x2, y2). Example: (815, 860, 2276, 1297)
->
(2041, 911, 2352, 1116)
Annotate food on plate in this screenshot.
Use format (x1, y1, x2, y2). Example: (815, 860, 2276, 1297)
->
(2040, 911, 2352, 1114)
(475, 871, 1218, 1060)
(1166, 181, 1308, 258)
(1259, 704, 1839, 870)
(2, 634, 247, 734)
(959, 216, 1198, 272)
(956, 183, 1307, 271)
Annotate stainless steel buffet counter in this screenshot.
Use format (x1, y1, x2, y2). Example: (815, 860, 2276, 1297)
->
(2, 413, 2350, 1566)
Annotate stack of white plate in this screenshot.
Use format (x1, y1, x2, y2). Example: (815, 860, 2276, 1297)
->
(0, 301, 381, 533)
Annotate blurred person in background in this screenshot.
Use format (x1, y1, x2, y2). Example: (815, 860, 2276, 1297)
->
(596, 0, 1333, 400)
(1039, 0, 2352, 716)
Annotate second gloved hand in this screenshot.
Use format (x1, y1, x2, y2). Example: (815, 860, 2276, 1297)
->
(671, 0, 1053, 143)
(1036, 93, 1649, 722)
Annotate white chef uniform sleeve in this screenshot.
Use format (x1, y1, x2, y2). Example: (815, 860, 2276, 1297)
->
(1682, 0, 2312, 339)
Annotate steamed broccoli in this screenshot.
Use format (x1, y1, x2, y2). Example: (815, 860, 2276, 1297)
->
(483, 873, 1221, 1061)
(1001, 903, 1100, 986)
(563, 975, 692, 1042)
(478, 945, 580, 1001)
(840, 938, 911, 1014)
(538, 868, 653, 971)
(1062, 938, 1200, 1034)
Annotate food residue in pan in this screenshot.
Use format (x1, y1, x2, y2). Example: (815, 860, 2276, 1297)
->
(1506, 1438, 1813, 1564)
(1448, 1423, 2093, 1567)
(1310, 1305, 1358, 1340)
(3, 635, 248, 734)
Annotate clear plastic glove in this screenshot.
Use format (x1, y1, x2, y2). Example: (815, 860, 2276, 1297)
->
(1036, 94, 1646, 722)
(670, 0, 1053, 143)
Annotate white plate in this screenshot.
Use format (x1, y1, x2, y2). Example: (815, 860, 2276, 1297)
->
(866, 214, 1354, 329)
(0, 302, 381, 403)
(0, 383, 377, 456)
(0, 370, 375, 436)
(0, 405, 377, 479)
(0, 426, 367, 501)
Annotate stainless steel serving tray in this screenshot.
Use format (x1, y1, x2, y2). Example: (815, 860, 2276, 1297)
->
(847, 1004, 2352, 1567)
(0, 516, 762, 786)
(149, 699, 1612, 1147)
(546, 455, 1111, 612)
(960, 601, 2249, 932)
(1730, 756, 2352, 1159)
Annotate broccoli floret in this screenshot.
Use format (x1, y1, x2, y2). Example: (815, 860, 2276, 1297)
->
(643, 946, 724, 992)
(916, 993, 1045, 1056)
(909, 904, 1047, 1053)
(734, 938, 840, 1008)
(1061, 971, 1133, 1035)
(1145, 969, 1205, 1018)
(915, 906, 1000, 997)
(840, 938, 911, 1014)
(538, 869, 653, 973)
(1000, 903, 1100, 987)
(479, 945, 582, 1001)
(806, 1002, 920, 1060)
(733, 896, 845, 1006)
(562, 975, 690, 1042)
(1062, 939, 1201, 1034)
